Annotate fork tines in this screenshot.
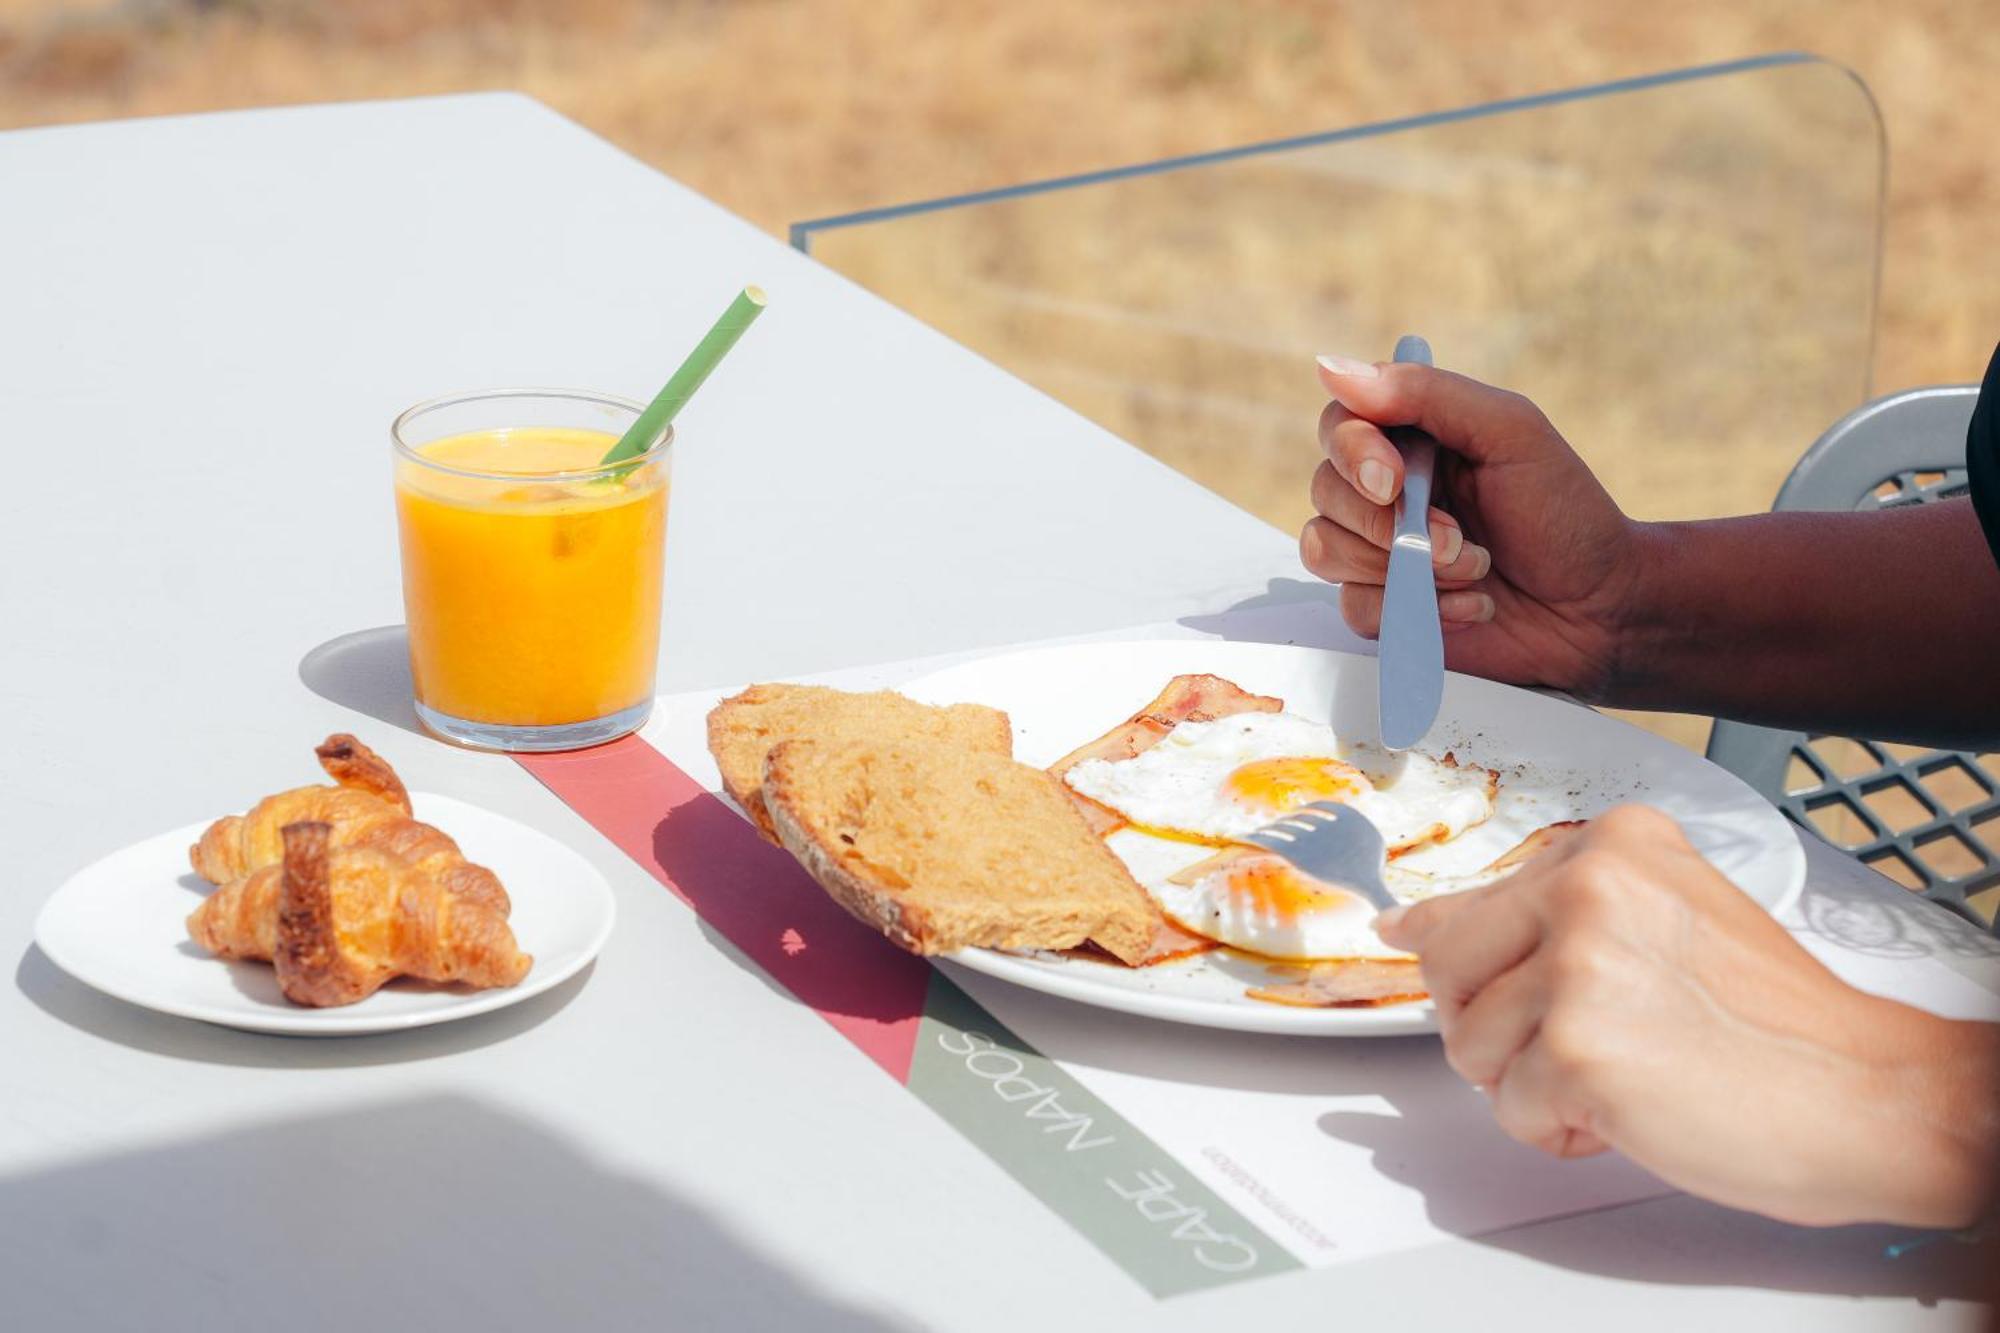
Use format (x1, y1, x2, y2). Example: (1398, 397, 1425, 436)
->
(1246, 807, 1343, 846)
(1278, 805, 1348, 829)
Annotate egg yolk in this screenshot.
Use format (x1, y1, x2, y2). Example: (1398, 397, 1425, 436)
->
(1223, 857, 1347, 921)
(1222, 756, 1370, 817)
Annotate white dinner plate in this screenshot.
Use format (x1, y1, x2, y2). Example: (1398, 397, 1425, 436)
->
(35, 793, 615, 1035)
(902, 639, 1805, 1037)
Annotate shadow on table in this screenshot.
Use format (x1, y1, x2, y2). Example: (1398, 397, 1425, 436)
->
(298, 624, 425, 737)
(0, 1094, 910, 1331)
(964, 979, 1992, 1306)
(15, 944, 589, 1069)
(1319, 1079, 1993, 1304)
(647, 794, 934, 1029)
(1794, 850, 2000, 964)
(1177, 577, 1366, 652)
(1462, 1189, 1997, 1306)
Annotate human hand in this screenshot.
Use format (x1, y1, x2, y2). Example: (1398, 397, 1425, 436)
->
(1303, 356, 1644, 698)
(1377, 805, 2000, 1228)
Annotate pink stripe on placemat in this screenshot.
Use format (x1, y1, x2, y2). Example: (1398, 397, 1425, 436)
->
(516, 737, 932, 1082)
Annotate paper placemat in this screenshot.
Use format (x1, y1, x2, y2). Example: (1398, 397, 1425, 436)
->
(517, 613, 2000, 1296)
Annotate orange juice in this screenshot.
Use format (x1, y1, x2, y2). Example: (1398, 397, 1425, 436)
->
(393, 425, 668, 737)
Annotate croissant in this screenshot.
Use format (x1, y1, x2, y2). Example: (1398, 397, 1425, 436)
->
(190, 734, 509, 918)
(190, 820, 533, 1007)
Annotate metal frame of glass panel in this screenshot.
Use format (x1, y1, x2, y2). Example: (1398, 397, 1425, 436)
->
(792, 52, 1882, 286)
(788, 55, 1885, 523)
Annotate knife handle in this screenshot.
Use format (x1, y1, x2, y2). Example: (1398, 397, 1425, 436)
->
(1388, 334, 1437, 550)
(1390, 429, 1436, 547)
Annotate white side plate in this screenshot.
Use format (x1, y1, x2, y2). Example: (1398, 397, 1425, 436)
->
(35, 793, 615, 1036)
(902, 639, 1805, 1037)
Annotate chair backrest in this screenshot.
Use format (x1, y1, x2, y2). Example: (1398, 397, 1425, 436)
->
(1705, 385, 2000, 929)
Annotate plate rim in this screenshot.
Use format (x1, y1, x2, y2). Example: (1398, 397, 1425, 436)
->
(32, 791, 615, 1036)
(939, 949, 1440, 1037)
(908, 637, 1807, 1038)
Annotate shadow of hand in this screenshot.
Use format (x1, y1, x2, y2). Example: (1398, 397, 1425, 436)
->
(1177, 578, 1367, 653)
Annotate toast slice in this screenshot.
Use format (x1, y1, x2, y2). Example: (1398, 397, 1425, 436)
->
(762, 738, 1163, 964)
(707, 684, 1013, 841)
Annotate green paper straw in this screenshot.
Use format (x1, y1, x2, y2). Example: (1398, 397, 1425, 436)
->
(601, 284, 767, 467)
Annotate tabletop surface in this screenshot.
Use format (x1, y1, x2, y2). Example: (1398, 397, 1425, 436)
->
(3, 93, 1994, 1331)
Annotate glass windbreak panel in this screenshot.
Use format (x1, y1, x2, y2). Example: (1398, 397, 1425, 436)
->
(795, 55, 1882, 754)
(796, 54, 1880, 536)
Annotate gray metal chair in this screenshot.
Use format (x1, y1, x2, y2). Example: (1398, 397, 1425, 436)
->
(1706, 385, 2000, 930)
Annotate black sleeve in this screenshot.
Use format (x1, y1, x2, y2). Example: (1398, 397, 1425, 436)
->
(1971, 341, 2000, 570)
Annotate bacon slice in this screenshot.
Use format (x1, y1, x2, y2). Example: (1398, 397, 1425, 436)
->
(1046, 674, 1283, 836)
(1064, 917, 1220, 968)
(1487, 819, 1585, 869)
(1247, 959, 1427, 1008)
(1384, 817, 1586, 895)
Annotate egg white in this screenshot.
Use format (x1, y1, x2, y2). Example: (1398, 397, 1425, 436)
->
(1104, 828, 1410, 960)
(1065, 711, 1495, 852)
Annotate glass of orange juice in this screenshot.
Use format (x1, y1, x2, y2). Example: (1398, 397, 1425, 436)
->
(391, 389, 669, 751)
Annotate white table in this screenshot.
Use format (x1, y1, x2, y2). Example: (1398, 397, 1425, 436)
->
(3, 94, 1994, 1330)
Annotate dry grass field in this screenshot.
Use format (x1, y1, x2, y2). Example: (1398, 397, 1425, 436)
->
(4, 1, 1993, 388)
(4, 0, 1996, 761)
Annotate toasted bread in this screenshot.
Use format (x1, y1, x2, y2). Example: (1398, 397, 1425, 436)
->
(706, 684, 1013, 841)
(761, 738, 1162, 964)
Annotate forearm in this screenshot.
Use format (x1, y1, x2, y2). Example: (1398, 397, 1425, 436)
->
(1846, 1003, 2000, 1229)
(1607, 500, 2000, 747)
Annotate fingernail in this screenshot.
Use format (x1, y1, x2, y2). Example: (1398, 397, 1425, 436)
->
(1466, 542, 1492, 579)
(1373, 906, 1408, 936)
(1441, 590, 1496, 623)
(1317, 353, 1380, 379)
(1358, 459, 1394, 504)
(1430, 518, 1463, 565)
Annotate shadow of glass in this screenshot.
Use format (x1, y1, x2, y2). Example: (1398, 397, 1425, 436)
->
(297, 625, 424, 736)
(0, 1094, 910, 1330)
(15, 944, 590, 1069)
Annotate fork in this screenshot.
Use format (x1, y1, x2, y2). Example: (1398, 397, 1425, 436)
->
(1241, 801, 1400, 913)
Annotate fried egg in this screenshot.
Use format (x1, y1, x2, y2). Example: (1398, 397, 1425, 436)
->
(1064, 711, 1496, 853)
(1155, 839, 1409, 961)
(1102, 821, 1566, 963)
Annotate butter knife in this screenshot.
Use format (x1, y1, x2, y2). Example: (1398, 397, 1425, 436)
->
(1376, 334, 1444, 750)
